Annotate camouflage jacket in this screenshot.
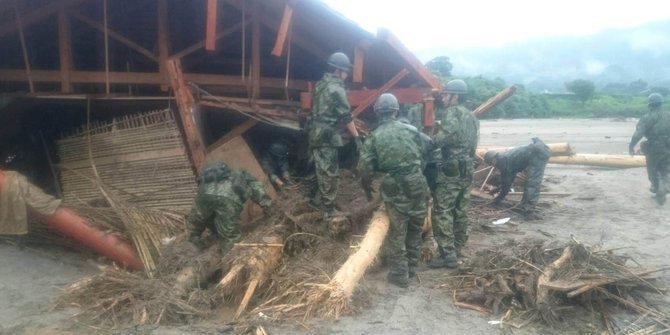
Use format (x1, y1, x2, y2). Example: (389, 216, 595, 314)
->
(197, 169, 271, 209)
(308, 73, 353, 148)
(631, 108, 670, 149)
(434, 105, 480, 161)
(359, 118, 423, 176)
(398, 119, 441, 168)
(495, 138, 551, 200)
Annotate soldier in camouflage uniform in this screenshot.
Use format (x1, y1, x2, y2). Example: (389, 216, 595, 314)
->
(359, 93, 430, 288)
(483, 137, 551, 218)
(428, 79, 480, 269)
(629, 93, 670, 205)
(307, 52, 361, 217)
(187, 162, 272, 255)
(260, 140, 291, 190)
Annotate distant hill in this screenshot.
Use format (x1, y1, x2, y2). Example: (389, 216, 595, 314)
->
(422, 20, 670, 92)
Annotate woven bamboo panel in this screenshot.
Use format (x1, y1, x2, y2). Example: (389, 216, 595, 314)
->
(57, 110, 197, 213)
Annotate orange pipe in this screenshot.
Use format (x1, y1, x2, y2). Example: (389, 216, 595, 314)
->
(45, 208, 144, 270)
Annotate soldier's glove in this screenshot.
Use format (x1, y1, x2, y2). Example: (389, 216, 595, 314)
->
(628, 144, 635, 157)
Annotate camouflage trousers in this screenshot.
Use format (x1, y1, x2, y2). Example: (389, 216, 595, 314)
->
(381, 172, 429, 282)
(310, 146, 339, 211)
(186, 193, 243, 255)
(520, 155, 549, 214)
(432, 171, 471, 254)
(643, 141, 670, 201)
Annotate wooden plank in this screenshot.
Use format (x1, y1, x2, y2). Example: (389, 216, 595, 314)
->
(70, 11, 158, 62)
(353, 46, 364, 83)
(157, 0, 170, 90)
(0, 69, 309, 90)
(205, 136, 277, 223)
(171, 21, 246, 60)
(251, 0, 260, 99)
(12, 0, 33, 93)
(377, 28, 442, 90)
(270, 4, 293, 57)
(300, 87, 431, 110)
(473, 86, 517, 118)
(352, 68, 409, 116)
(58, 7, 72, 93)
(103, 0, 110, 94)
(205, 0, 218, 51)
(0, 0, 85, 37)
(206, 118, 258, 153)
(422, 94, 435, 127)
(166, 59, 206, 172)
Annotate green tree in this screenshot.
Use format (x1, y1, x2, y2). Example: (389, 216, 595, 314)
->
(565, 79, 596, 105)
(425, 56, 453, 78)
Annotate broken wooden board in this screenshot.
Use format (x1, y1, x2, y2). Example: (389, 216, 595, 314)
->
(205, 136, 277, 223)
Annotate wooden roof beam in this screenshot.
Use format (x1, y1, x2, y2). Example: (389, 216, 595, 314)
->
(171, 20, 247, 60)
(377, 28, 442, 90)
(270, 3, 293, 57)
(0, 0, 85, 37)
(205, 0, 218, 51)
(70, 11, 158, 62)
(352, 68, 409, 116)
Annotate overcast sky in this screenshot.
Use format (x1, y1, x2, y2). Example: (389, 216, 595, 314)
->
(323, 0, 670, 61)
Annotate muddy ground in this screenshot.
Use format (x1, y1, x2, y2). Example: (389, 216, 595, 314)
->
(1, 118, 668, 335)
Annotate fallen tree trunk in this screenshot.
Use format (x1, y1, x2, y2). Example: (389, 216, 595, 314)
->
(473, 86, 517, 118)
(536, 245, 573, 323)
(304, 208, 389, 319)
(477, 143, 573, 158)
(548, 154, 646, 168)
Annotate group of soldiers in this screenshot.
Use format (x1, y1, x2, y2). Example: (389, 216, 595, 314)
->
(185, 51, 670, 289)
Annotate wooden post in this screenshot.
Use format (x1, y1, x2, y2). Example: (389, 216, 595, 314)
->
(422, 94, 435, 127)
(205, 0, 217, 51)
(473, 85, 517, 118)
(58, 6, 72, 93)
(102, 0, 110, 95)
(270, 3, 292, 57)
(157, 0, 170, 90)
(251, 0, 261, 99)
(166, 59, 206, 172)
(353, 46, 364, 83)
(12, 0, 34, 93)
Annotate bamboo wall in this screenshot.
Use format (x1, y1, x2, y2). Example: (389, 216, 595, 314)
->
(57, 109, 197, 213)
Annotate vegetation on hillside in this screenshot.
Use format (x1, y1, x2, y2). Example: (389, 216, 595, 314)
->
(425, 56, 668, 119)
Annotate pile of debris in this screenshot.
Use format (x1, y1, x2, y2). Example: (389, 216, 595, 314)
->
(53, 172, 380, 330)
(445, 239, 669, 333)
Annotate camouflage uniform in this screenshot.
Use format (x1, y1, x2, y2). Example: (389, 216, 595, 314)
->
(187, 163, 271, 255)
(630, 107, 670, 204)
(432, 105, 479, 255)
(307, 73, 353, 211)
(359, 118, 430, 284)
(492, 138, 551, 214)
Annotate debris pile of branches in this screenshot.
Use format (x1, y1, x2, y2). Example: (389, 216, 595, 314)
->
(445, 239, 669, 333)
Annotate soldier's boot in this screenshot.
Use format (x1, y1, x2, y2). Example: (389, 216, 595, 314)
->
(15, 235, 26, 250)
(408, 266, 417, 278)
(428, 249, 458, 269)
(387, 272, 409, 288)
(655, 192, 667, 205)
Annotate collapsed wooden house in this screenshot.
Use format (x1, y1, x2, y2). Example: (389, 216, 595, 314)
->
(0, 0, 441, 210)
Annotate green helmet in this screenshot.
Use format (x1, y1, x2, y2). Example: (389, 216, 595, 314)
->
(483, 151, 498, 164)
(327, 52, 352, 72)
(197, 162, 231, 184)
(442, 79, 468, 95)
(373, 93, 400, 114)
(269, 141, 289, 158)
(648, 93, 663, 107)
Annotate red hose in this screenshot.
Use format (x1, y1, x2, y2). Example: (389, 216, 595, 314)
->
(45, 208, 144, 270)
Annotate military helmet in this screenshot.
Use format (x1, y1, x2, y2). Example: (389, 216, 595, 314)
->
(648, 93, 664, 107)
(269, 141, 289, 158)
(441, 79, 468, 95)
(327, 52, 352, 72)
(373, 93, 400, 114)
(483, 151, 498, 164)
(197, 162, 231, 184)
